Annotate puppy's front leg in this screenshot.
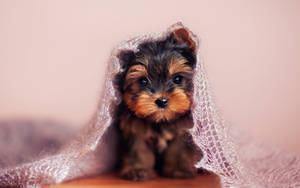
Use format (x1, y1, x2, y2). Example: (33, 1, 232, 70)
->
(120, 136, 155, 181)
(161, 132, 201, 178)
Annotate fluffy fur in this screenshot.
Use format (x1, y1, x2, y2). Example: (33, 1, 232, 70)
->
(115, 28, 203, 181)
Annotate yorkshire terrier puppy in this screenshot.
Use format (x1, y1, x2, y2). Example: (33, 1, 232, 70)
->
(115, 28, 202, 181)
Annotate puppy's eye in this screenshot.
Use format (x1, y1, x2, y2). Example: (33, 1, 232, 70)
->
(173, 75, 183, 84)
(138, 77, 148, 87)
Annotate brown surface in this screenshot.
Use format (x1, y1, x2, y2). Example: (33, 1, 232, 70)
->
(45, 173, 221, 188)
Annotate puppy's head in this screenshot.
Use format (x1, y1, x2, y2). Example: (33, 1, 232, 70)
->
(116, 28, 197, 123)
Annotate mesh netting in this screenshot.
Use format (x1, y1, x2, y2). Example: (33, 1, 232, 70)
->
(0, 22, 299, 188)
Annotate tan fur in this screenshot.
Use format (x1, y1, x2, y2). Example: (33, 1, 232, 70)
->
(168, 57, 192, 75)
(126, 65, 147, 80)
(123, 93, 134, 111)
(134, 92, 158, 118)
(167, 89, 191, 114)
(131, 89, 190, 123)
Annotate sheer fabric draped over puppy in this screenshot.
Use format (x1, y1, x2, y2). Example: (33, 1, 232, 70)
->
(0, 22, 300, 188)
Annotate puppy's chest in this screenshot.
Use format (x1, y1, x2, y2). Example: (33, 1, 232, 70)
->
(143, 123, 179, 153)
(120, 115, 190, 153)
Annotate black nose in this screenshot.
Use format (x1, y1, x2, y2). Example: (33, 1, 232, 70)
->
(155, 97, 168, 108)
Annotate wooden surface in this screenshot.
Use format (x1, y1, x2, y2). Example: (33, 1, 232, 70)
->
(45, 173, 221, 188)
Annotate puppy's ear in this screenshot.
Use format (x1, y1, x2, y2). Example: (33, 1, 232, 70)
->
(172, 28, 196, 51)
(117, 50, 135, 69)
(115, 50, 135, 93)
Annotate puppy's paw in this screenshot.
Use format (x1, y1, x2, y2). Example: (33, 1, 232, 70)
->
(121, 168, 155, 181)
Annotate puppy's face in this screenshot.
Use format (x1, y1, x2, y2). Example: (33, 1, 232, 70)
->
(117, 28, 196, 123)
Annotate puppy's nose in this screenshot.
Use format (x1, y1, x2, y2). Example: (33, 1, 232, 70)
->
(155, 97, 168, 108)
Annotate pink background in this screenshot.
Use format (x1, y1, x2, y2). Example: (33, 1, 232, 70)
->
(0, 1, 299, 153)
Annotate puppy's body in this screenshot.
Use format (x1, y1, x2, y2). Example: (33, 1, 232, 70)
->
(115, 28, 202, 181)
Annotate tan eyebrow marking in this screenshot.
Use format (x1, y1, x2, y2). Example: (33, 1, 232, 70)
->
(126, 65, 147, 80)
(168, 57, 192, 75)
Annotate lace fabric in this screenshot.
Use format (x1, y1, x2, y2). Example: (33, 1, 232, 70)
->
(0, 22, 299, 188)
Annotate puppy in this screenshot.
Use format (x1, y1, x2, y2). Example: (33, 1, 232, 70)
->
(115, 28, 202, 181)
